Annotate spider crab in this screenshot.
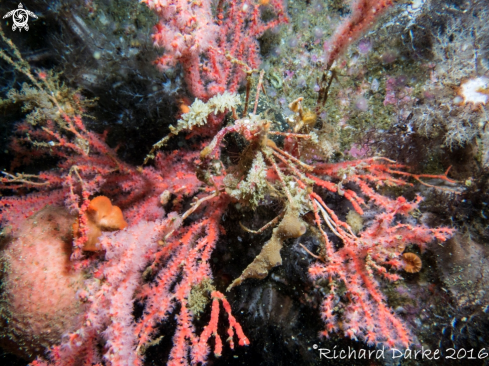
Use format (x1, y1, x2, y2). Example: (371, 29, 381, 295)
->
(195, 91, 456, 297)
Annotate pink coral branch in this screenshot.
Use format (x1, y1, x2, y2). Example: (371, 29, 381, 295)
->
(324, 0, 394, 69)
(144, 0, 288, 100)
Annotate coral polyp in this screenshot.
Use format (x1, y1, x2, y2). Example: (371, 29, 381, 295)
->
(457, 76, 489, 105)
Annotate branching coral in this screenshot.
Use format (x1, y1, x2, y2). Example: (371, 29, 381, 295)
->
(178, 86, 455, 348)
(0, 30, 247, 365)
(0, 18, 461, 363)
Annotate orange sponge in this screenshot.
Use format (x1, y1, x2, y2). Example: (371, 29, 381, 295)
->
(74, 196, 127, 251)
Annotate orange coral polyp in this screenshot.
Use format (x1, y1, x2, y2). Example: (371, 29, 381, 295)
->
(402, 252, 422, 273)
